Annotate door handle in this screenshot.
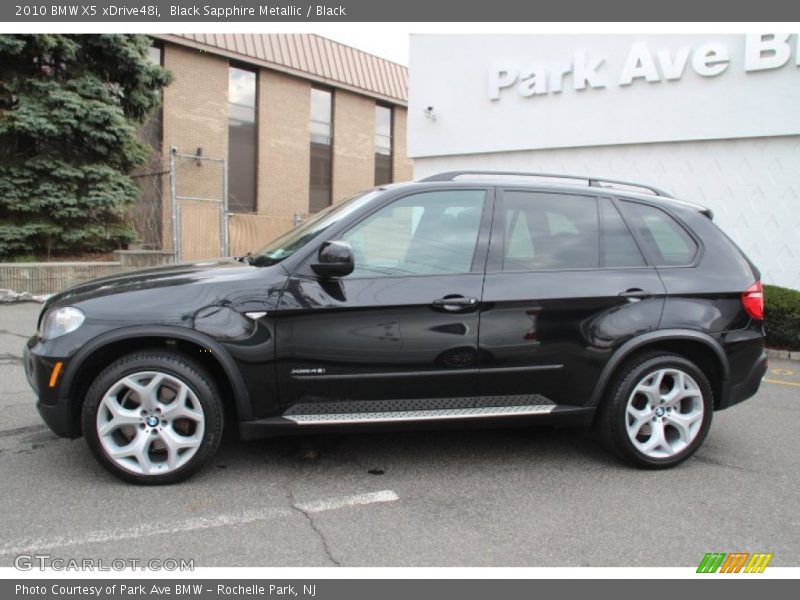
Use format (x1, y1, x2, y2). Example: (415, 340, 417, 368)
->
(432, 296, 479, 311)
(618, 288, 652, 299)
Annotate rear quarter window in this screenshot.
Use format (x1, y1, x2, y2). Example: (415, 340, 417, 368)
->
(621, 201, 698, 266)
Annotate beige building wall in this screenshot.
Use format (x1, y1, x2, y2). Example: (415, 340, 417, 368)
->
(161, 44, 229, 253)
(392, 108, 414, 183)
(258, 70, 311, 218)
(332, 90, 376, 203)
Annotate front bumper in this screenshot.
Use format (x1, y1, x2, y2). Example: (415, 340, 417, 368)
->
(24, 338, 78, 438)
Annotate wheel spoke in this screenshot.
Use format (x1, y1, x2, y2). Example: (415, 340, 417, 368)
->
(107, 430, 153, 473)
(633, 373, 664, 407)
(159, 385, 202, 421)
(98, 393, 144, 436)
(660, 370, 685, 404)
(121, 373, 165, 411)
(101, 395, 140, 420)
(158, 428, 202, 470)
(639, 420, 667, 455)
(98, 413, 140, 437)
(664, 409, 703, 443)
(626, 405, 652, 437)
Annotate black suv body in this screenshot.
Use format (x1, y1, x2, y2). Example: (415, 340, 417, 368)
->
(25, 172, 767, 483)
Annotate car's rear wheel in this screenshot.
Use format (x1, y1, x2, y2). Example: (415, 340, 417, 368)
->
(82, 350, 223, 484)
(597, 352, 713, 468)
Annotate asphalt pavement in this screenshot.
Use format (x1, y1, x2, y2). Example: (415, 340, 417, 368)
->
(0, 302, 798, 567)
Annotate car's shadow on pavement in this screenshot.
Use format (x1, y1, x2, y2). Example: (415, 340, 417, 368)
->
(215, 424, 620, 476)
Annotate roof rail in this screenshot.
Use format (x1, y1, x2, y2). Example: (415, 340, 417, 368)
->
(419, 170, 673, 198)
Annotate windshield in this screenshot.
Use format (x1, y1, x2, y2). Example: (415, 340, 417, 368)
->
(250, 190, 381, 267)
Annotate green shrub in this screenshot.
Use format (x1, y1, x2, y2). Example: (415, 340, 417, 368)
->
(764, 284, 800, 351)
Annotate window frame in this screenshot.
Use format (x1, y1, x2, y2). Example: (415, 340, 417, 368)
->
(487, 188, 656, 273)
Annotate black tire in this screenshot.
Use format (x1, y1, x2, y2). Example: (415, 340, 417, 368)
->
(81, 350, 224, 485)
(596, 352, 713, 469)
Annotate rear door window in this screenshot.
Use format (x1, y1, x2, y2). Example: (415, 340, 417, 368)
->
(500, 191, 600, 270)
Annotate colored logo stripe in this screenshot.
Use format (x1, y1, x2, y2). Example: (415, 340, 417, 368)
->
(720, 553, 749, 573)
(697, 552, 773, 573)
(697, 553, 726, 573)
(744, 553, 773, 573)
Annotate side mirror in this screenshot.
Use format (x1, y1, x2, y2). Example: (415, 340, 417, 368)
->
(311, 241, 354, 278)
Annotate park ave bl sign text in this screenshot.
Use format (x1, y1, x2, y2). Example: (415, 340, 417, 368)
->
(489, 33, 799, 100)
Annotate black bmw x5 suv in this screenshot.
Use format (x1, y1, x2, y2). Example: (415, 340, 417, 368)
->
(25, 171, 767, 484)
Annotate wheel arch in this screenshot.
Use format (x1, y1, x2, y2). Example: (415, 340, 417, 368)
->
(588, 330, 731, 410)
(61, 326, 253, 436)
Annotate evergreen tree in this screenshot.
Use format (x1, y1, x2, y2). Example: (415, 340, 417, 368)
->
(0, 34, 171, 259)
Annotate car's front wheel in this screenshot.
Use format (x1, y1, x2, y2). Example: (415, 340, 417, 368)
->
(597, 352, 713, 468)
(81, 350, 223, 484)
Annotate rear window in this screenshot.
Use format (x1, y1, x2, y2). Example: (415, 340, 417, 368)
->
(621, 201, 698, 266)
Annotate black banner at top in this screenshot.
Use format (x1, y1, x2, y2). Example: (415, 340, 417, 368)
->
(3, 0, 800, 22)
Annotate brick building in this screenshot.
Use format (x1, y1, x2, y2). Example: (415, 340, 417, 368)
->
(141, 34, 411, 260)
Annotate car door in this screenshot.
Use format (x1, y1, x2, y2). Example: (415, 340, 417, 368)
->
(274, 187, 492, 410)
(478, 189, 666, 407)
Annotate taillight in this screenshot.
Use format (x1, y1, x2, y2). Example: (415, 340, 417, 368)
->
(742, 281, 764, 320)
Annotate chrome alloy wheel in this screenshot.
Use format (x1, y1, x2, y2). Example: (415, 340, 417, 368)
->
(96, 371, 205, 475)
(625, 368, 704, 459)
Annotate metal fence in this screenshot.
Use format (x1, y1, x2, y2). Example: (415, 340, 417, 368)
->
(169, 148, 228, 261)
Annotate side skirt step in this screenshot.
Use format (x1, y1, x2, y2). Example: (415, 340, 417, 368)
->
(239, 404, 595, 440)
(284, 404, 556, 424)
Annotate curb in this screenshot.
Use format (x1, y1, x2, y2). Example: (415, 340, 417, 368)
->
(766, 348, 800, 362)
(0, 289, 49, 304)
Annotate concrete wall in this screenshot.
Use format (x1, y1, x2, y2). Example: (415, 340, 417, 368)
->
(0, 252, 176, 295)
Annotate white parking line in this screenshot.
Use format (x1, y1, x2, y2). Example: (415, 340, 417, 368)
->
(294, 489, 400, 513)
(0, 490, 399, 556)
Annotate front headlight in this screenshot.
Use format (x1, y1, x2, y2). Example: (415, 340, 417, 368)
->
(39, 307, 85, 340)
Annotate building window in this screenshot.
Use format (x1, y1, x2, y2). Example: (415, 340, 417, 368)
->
(309, 88, 333, 213)
(147, 44, 162, 67)
(228, 66, 257, 213)
(374, 105, 393, 186)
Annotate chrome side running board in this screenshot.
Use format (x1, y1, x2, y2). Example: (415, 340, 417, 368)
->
(282, 404, 556, 425)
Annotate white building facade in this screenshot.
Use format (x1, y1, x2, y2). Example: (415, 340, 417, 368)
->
(408, 33, 800, 289)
